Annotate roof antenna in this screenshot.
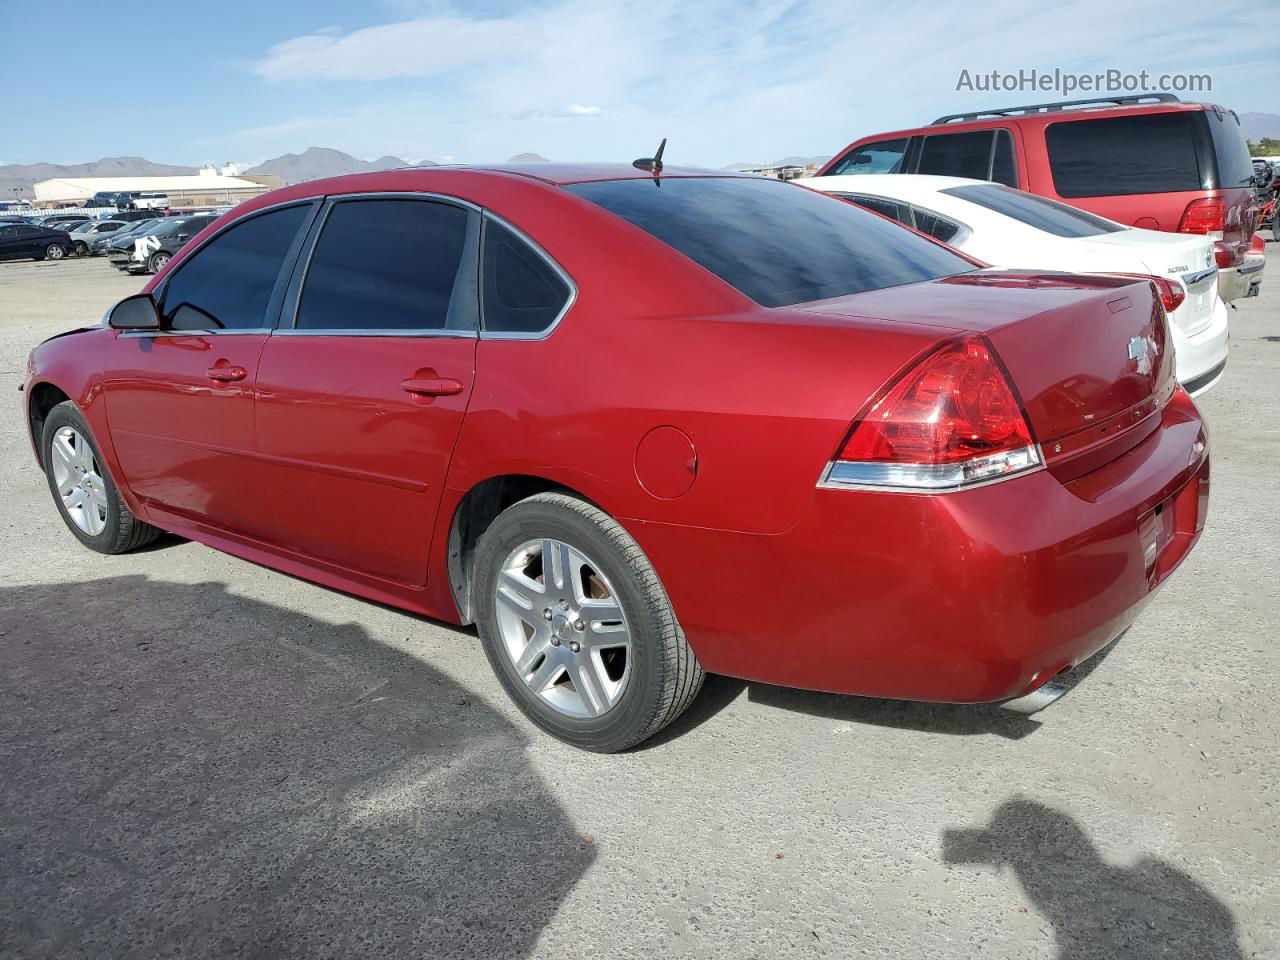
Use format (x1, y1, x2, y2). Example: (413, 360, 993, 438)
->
(632, 138, 667, 176)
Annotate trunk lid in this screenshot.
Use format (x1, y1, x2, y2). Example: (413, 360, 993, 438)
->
(796, 271, 1177, 475)
(1080, 230, 1219, 336)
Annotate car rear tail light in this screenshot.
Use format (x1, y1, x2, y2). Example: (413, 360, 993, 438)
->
(822, 336, 1041, 492)
(1212, 241, 1236, 269)
(1177, 198, 1224, 236)
(1105, 274, 1185, 315)
(1249, 233, 1265, 255)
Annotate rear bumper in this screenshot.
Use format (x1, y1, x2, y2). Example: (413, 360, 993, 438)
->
(1219, 256, 1265, 302)
(1173, 295, 1229, 396)
(633, 389, 1209, 704)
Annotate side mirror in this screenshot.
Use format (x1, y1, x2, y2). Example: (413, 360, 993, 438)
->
(107, 293, 161, 330)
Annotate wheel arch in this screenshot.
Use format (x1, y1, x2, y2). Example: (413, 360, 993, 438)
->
(27, 381, 72, 470)
(445, 473, 604, 624)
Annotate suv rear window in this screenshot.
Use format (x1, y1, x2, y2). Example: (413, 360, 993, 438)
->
(941, 183, 1124, 237)
(1207, 109, 1254, 188)
(566, 177, 973, 307)
(1046, 112, 1203, 197)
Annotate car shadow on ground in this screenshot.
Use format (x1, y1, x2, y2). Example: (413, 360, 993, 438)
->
(0, 575, 593, 960)
(943, 797, 1245, 959)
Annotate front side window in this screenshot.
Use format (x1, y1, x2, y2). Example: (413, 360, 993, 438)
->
(567, 177, 973, 307)
(481, 218, 571, 334)
(1046, 112, 1202, 197)
(824, 138, 909, 176)
(296, 199, 473, 332)
(159, 204, 310, 331)
(941, 183, 1125, 237)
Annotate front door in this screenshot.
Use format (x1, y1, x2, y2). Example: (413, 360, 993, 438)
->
(252, 195, 480, 584)
(101, 202, 317, 531)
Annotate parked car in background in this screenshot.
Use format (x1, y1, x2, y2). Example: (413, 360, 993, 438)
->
(131, 192, 170, 211)
(103, 218, 169, 265)
(106, 209, 159, 223)
(820, 95, 1259, 302)
(39, 215, 92, 230)
(124, 213, 218, 273)
(23, 165, 1209, 751)
(799, 174, 1230, 395)
(67, 220, 127, 256)
(0, 222, 73, 261)
(90, 218, 157, 256)
(0, 200, 34, 213)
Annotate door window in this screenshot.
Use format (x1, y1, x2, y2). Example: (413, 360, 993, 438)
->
(296, 199, 475, 332)
(158, 204, 311, 331)
(824, 138, 909, 176)
(480, 218, 571, 334)
(917, 131, 995, 180)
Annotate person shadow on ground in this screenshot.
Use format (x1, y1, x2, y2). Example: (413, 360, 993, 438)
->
(0, 575, 593, 960)
(942, 797, 1245, 959)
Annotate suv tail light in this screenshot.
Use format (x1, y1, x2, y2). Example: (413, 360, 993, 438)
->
(1213, 241, 1236, 269)
(1177, 198, 1224, 236)
(822, 336, 1041, 492)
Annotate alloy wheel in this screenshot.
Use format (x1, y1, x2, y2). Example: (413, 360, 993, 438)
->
(50, 426, 108, 536)
(493, 538, 631, 718)
(46, 244, 65, 260)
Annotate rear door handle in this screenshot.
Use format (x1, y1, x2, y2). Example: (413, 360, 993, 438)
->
(400, 377, 464, 397)
(206, 365, 247, 382)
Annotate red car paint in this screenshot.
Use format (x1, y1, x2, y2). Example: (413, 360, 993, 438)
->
(820, 99, 1257, 266)
(23, 165, 1209, 704)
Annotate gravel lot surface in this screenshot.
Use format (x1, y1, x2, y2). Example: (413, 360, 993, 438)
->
(2, 253, 1277, 959)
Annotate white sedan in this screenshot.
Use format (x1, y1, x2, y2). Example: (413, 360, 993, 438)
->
(796, 174, 1229, 396)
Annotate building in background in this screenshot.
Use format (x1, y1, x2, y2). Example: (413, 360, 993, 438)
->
(735, 164, 817, 180)
(32, 166, 282, 208)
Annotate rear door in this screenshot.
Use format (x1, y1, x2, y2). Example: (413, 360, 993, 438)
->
(252, 194, 480, 584)
(101, 202, 316, 532)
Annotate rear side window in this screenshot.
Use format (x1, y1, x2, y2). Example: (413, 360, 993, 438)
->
(824, 138, 909, 176)
(842, 194, 910, 224)
(991, 131, 1018, 186)
(1207, 110, 1253, 188)
(941, 183, 1125, 237)
(1046, 113, 1202, 197)
(481, 218, 571, 334)
(160, 204, 309, 330)
(908, 206, 964, 243)
(567, 177, 973, 307)
(297, 199, 472, 332)
(917, 131, 995, 180)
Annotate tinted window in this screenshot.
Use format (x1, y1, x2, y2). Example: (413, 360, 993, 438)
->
(843, 194, 909, 224)
(991, 130, 1017, 186)
(160, 204, 309, 331)
(942, 183, 1125, 237)
(297, 199, 471, 331)
(1046, 113, 1202, 197)
(908, 206, 964, 244)
(1208, 110, 1253, 188)
(917, 131, 994, 180)
(481, 218, 571, 334)
(567, 177, 973, 307)
(825, 138, 909, 176)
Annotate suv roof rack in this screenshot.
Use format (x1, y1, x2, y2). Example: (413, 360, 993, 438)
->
(931, 93, 1180, 125)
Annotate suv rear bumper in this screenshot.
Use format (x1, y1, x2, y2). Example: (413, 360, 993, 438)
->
(1219, 254, 1265, 302)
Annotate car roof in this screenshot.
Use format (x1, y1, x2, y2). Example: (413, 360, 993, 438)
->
(403, 162, 752, 186)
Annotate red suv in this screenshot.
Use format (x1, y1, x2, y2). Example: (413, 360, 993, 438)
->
(819, 95, 1261, 300)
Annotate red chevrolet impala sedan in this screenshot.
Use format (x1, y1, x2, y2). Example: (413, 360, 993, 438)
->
(23, 164, 1209, 751)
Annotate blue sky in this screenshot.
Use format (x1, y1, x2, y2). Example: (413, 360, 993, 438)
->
(3, 0, 1276, 167)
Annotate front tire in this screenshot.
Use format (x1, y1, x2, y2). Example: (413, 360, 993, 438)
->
(41, 401, 161, 554)
(73, 241, 89, 256)
(473, 493, 703, 752)
(148, 251, 170, 273)
(44, 243, 65, 260)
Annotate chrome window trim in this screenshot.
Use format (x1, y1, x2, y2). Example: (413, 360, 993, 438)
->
(478, 210, 578, 341)
(115, 328, 275, 338)
(286, 191, 483, 336)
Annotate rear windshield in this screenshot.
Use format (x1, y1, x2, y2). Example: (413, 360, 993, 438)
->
(1046, 112, 1204, 197)
(565, 177, 973, 307)
(941, 183, 1124, 237)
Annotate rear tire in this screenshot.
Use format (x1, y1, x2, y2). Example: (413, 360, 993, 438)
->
(473, 493, 703, 752)
(41, 401, 162, 554)
(148, 251, 170, 273)
(44, 243, 65, 260)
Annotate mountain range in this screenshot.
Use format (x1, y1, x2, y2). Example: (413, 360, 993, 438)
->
(723, 155, 832, 171)
(1241, 113, 1280, 142)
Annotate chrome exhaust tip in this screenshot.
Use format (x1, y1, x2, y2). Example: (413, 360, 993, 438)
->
(999, 679, 1071, 715)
